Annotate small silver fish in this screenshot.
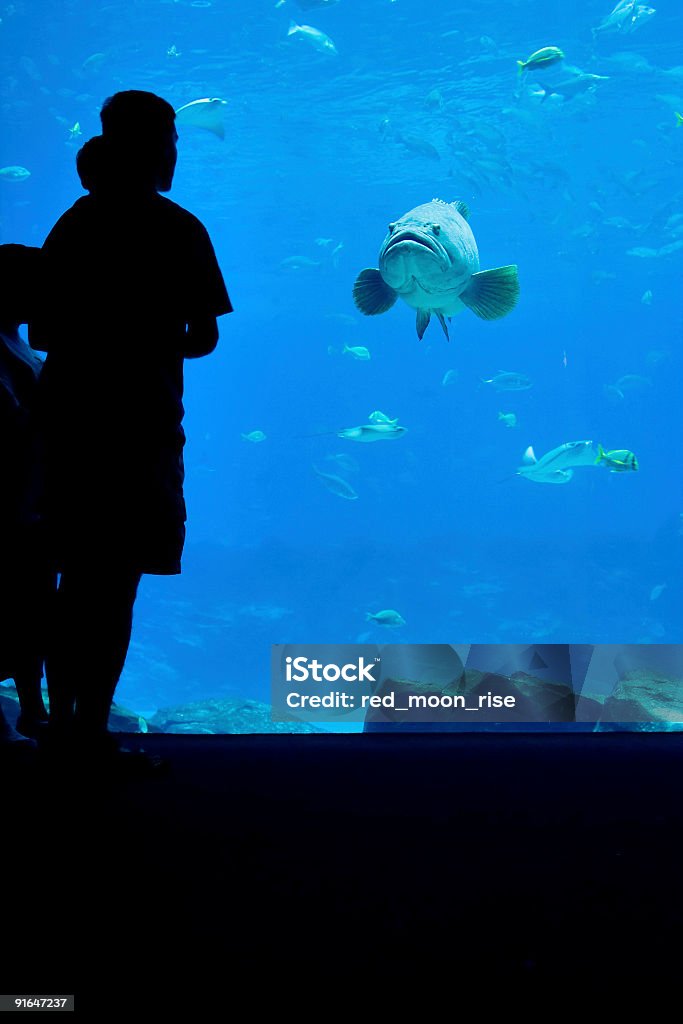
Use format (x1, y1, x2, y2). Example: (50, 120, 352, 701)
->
(366, 609, 406, 627)
(82, 52, 106, 72)
(482, 371, 532, 391)
(0, 165, 31, 182)
(287, 21, 338, 54)
(342, 344, 371, 361)
(313, 467, 358, 500)
(280, 255, 321, 270)
(394, 132, 441, 161)
(537, 73, 609, 103)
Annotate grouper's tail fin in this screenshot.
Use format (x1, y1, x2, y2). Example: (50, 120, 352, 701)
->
(460, 265, 520, 320)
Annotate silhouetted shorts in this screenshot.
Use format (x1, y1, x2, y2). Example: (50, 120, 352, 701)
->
(44, 509, 187, 576)
(43, 461, 187, 576)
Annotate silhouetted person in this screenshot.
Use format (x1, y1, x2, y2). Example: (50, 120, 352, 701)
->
(0, 244, 55, 746)
(30, 91, 232, 767)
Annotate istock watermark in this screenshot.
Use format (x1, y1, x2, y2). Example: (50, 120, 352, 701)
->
(272, 643, 683, 728)
(284, 656, 379, 684)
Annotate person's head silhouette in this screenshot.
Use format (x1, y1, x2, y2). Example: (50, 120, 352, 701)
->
(76, 135, 110, 193)
(99, 90, 178, 192)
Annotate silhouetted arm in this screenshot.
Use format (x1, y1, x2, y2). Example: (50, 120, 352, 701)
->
(27, 318, 49, 353)
(183, 315, 219, 358)
(29, 208, 78, 353)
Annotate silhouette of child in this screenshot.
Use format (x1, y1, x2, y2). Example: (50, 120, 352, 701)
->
(30, 91, 232, 768)
(0, 244, 55, 746)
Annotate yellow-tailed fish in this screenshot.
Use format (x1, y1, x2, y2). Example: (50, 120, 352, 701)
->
(517, 46, 564, 76)
(595, 444, 638, 472)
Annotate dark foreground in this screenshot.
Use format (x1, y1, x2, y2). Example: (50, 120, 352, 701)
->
(4, 733, 683, 1006)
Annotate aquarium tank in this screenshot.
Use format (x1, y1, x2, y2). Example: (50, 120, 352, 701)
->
(1, 0, 682, 735)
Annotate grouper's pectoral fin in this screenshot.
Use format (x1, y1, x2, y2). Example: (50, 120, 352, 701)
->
(416, 309, 430, 339)
(460, 265, 520, 320)
(436, 311, 450, 340)
(352, 268, 398, 315)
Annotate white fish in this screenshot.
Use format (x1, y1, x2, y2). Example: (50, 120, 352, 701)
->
(342, 344, 371, 361)
(287, 21, 338, 55)
(614, 374, 652, 393)
(649, 583, 666, 601)
(242, 430, 267, 443)
(82, 52, 106, 72)
(593, 0, 636, 34)
(482, 371, 532, 391)
(175, 98, 228, 139)
(602, 1, 656, 35)
(313, 467, 358, 500)
(281, 255, 321, 270)
(338, 424, 406, 443)
(537, 73, 609, 103)
(0, 166, 31, 182)
(517, 440, 597, 484)
(628, 4, 656, 33)
(498, 412, 517, 428)
(366, 609, 406, 627)
(353, 198, 519, 340)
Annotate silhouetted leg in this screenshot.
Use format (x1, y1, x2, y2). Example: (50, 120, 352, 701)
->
(45, 575, 79, 731)
(70, 568, 142, 738)
(14, 669, 48, 719)
(14, 666, 49, 738)
(12, 526, 54, 734)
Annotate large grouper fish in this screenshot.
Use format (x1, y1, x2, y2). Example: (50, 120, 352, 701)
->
(352, 199, 520, 340)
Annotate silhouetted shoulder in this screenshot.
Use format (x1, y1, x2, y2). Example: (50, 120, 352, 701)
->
(39, 193, 232, 325)
(42, 196, 92, 245)
(152, 195, 233, 317)
(153, 194, 208, 229)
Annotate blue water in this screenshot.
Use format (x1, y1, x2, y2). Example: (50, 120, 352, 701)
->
(1, 0, 682, 725)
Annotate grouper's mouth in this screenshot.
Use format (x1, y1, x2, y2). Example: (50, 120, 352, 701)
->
(382, 230, 446, 262)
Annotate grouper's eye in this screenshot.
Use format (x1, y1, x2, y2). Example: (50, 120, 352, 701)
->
(388, 222, 396, 232)
(432, 223, 441, 234)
